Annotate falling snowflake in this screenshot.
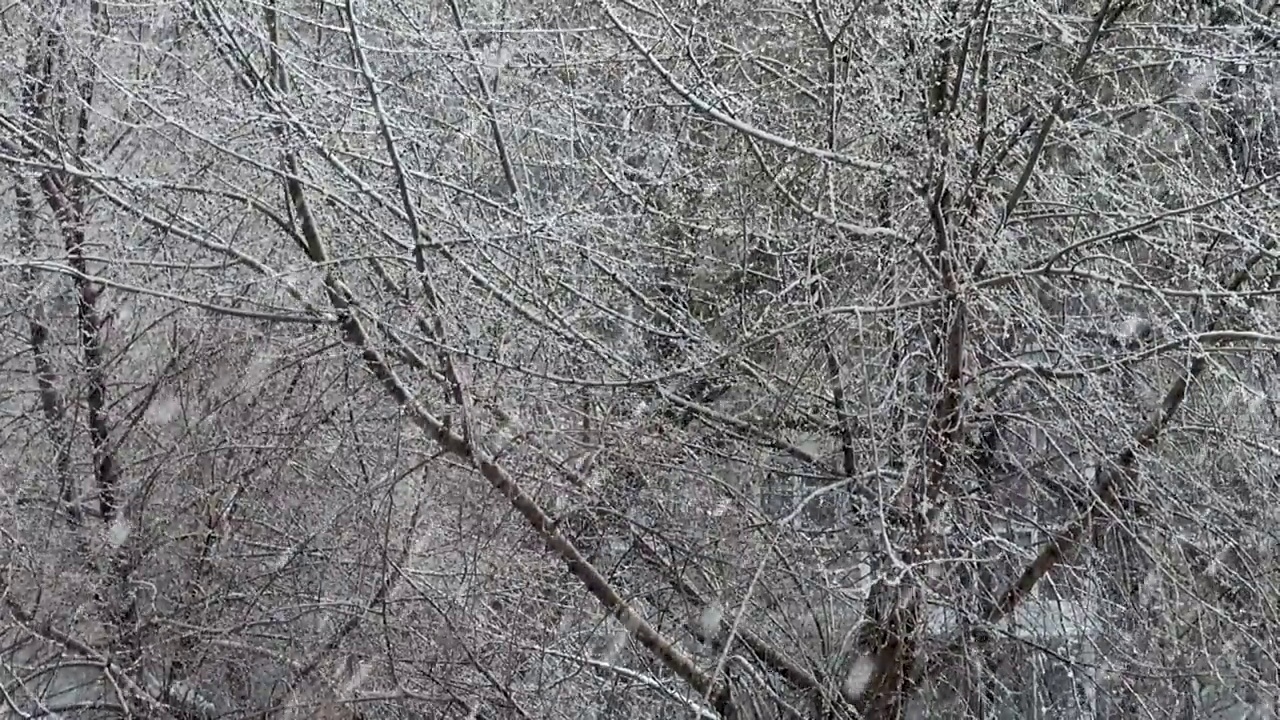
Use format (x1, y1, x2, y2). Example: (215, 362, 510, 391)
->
(107, 517, 131, 548)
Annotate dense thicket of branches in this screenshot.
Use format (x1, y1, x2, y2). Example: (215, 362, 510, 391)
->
(2, 0, 1279, 718)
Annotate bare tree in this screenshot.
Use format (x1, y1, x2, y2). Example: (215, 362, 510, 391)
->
(2, 0, 1280, 718)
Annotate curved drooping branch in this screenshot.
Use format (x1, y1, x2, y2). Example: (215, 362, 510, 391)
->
(598, 0, 909, 183)
(283, 171, 734, 715)
(252, 7, 734, 714)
